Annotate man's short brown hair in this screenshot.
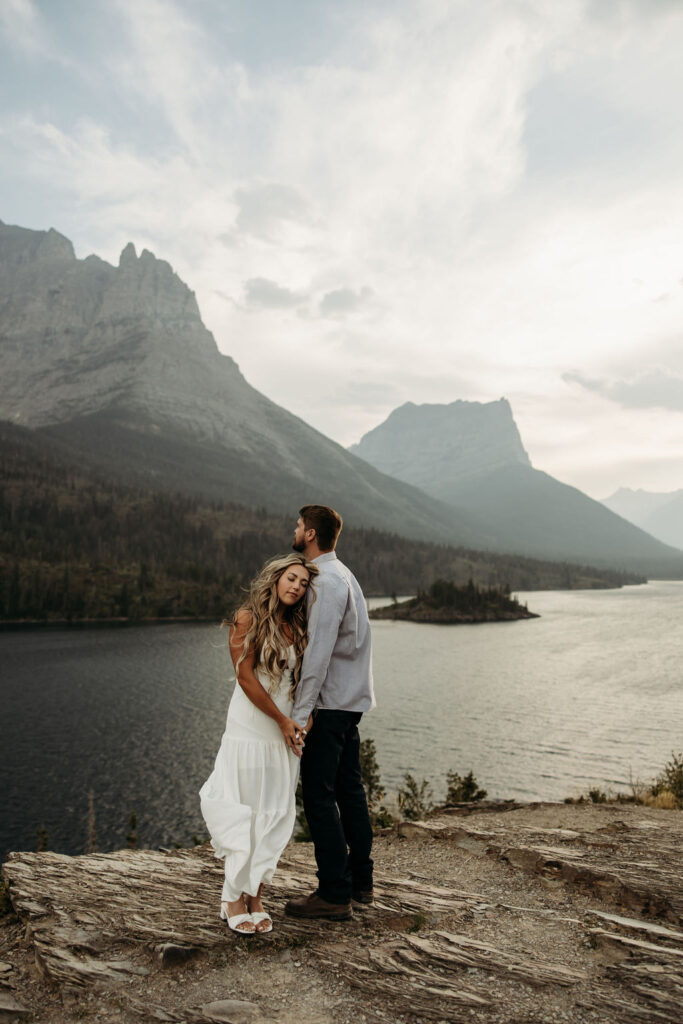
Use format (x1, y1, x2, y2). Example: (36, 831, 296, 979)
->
(299, 504, 343, 552)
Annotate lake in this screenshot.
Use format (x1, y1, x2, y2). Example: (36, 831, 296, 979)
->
(1, 580, 682, 861)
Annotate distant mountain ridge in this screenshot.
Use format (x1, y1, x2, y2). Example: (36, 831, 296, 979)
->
(602, 488, 683, 551)
(350, 400, 683, 574)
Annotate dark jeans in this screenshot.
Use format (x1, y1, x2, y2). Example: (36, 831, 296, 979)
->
(300, 709, 374, 904)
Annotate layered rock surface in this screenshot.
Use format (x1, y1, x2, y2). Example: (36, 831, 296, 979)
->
(2, 803, 682, 1024)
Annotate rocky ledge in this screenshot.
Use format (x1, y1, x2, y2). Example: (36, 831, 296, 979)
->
(1, 802, 682, 1024)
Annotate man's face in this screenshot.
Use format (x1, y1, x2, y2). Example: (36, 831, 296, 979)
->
(292, 516, 307, 553)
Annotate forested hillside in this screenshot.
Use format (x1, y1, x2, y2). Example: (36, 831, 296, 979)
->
(0, 422, 643, 622)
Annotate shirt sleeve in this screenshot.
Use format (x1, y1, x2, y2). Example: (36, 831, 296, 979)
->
(291, 573, 347, 724)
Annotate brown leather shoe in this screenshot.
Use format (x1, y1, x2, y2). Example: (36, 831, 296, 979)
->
(284, 891, 352, 920)
(351, 888, 374, 905)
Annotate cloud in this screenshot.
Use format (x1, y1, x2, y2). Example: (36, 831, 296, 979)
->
(111, 0, 231, 157)
(244, 277, 304, 310)
(319, 286, 373, 318)
(563, 370, 683, 411)
(3, 0, 683, 495)
(324, 379, 401, 410)
(234, 183, 309, 239)
(0, 0, 43, 54)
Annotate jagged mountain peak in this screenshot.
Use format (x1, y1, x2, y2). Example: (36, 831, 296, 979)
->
(118, 241, 137, 267)
(0, 220, 233, 429)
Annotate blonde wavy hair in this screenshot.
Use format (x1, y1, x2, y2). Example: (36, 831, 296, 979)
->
(230, 553, 319, 696)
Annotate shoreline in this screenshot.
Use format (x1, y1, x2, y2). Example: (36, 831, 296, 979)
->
(0, 616, 226, 631)
(2, 580, 670, 631)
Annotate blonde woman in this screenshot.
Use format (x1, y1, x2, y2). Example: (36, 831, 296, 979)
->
(200, 553, 319, 935)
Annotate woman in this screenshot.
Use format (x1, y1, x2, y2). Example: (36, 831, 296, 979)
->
(200, 553, 319, 935)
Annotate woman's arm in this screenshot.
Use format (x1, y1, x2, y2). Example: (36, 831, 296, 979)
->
(229, 611, 304, 756)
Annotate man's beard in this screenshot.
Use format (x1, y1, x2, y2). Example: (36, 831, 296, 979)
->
(292, 538, 305, 553)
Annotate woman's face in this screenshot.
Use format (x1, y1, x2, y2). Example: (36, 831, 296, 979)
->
(276, 564, 311, 607)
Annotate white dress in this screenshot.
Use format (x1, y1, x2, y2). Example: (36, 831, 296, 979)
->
(199, 646, 300, 903)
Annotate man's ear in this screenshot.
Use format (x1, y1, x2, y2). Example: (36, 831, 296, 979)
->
(305, 527, 316, 542)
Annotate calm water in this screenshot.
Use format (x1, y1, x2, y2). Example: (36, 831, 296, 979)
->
(1, 581, 682, 860)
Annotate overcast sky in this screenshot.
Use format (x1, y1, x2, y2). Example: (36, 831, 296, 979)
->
(2, 0, 683, 498)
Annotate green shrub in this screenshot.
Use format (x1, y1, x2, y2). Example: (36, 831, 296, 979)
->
(360, 737, 395, 829)
(651, 752, 683, 806)
(445, 770, 487, 804)
(397, 773, 434, 821)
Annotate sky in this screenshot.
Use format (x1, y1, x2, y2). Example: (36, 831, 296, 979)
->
(1, 0, 683, 499)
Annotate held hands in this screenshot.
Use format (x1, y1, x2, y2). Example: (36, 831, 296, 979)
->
(279, 716, 308, 757)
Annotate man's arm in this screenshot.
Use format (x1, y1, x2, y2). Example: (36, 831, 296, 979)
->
(291, 575, 346, 725)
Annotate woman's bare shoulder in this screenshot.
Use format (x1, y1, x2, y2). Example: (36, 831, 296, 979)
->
(232, 608, 253, 632)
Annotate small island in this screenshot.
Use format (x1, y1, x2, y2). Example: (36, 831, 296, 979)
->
(370, 578, 539, 624)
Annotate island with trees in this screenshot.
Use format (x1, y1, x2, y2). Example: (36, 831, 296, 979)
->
(370, 578, 539, 624)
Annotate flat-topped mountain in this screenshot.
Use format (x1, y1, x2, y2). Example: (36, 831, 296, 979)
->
(351, 399, 683, 574)
(349, 398, 531, 486)
(602, 487, 683, 551)
(0, 220, 486, 544)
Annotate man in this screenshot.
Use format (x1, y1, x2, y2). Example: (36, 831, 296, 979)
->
(284, 504, 375, 920)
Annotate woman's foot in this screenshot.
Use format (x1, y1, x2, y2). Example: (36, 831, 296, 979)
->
(220, 896, 255, 934)
(245, 890, 273, 933)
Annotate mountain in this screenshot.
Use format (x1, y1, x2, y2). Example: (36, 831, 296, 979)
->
(2, 219, 681, 576)
(350, 398, 531, 486)
(350, 400, 683, 575)
(0, 219, 487, 546)
(602, 488, 683, 551)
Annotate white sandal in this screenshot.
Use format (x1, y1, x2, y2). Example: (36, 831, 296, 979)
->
(250, 911, 273, 934)
(220, 901, 255, 935)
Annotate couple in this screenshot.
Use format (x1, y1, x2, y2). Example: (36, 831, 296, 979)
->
(200, 504, 375, 935)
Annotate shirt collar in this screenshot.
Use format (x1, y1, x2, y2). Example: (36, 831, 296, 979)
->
(313, 551, 338, 564)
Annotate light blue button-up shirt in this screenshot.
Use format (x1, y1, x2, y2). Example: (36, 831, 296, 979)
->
(291, 551, 376, 725)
